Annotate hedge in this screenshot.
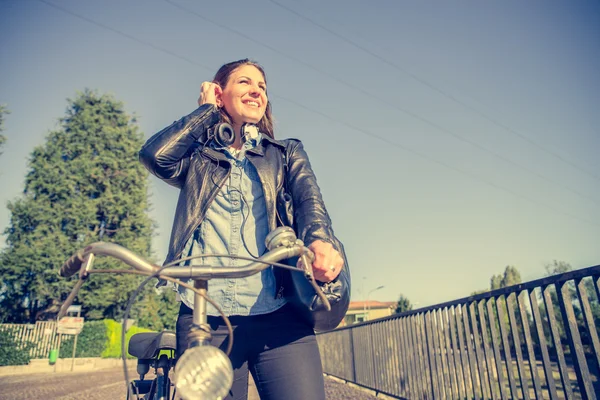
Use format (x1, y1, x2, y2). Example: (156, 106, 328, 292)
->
(59, 319, 153, 359)
(102, 319, 153, 358)
(0, 328, 34, 366)
(59, 320, 106, 358)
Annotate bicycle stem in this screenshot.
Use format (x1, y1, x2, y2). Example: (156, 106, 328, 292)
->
(194, 280, 208, 328)
(186, 279, 212, 348)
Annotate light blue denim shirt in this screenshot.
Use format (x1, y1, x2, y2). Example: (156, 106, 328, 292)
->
(177, 134, 287, 316)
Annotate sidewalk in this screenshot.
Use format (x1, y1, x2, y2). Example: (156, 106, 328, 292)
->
(0, 359, 386, 399)
(0, 358, 136, 377)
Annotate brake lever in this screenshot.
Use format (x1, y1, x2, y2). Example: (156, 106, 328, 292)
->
(299, 251, 332, 311)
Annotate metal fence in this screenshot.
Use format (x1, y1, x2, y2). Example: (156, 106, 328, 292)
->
(317, 264, 600, 399)
(1, 320, 60, 359)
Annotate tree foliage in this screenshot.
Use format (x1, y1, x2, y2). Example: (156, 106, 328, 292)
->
(544, 259, 573, 276)
(136, 289, 179, 331)
(0, 90, 161, 325)
(470, 265, 523, 296)
(539, 260, 579, 342)
(0, 104, 8, 155)
(490, 265, 521, 290)
(395, 294, 413, 314)
(537, 260, 600, 353)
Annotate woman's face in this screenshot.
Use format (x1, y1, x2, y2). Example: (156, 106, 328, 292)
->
(218, 65, 268, 127)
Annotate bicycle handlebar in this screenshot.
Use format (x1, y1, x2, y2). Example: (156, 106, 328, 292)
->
(60, 241, 307, 279)
(58, 227, 330, 319)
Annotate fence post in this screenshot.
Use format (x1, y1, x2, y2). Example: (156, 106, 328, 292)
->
(349, 328, 356, 382)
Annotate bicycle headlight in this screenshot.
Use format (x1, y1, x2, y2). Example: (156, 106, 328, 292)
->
(174, 345, 233, 400)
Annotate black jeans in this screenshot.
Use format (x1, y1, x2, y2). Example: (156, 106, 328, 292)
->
(176, 303, 326, 400)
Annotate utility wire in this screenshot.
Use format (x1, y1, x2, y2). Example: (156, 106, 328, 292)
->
(266, 0, 600, 184)
(273, 94, 600, 229)
(38, 0, 212, 72)
(163, 0, 600, 207)
(37, 0, 600, 228)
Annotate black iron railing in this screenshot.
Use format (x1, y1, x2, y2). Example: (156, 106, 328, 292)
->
(317, 265, 600, 399)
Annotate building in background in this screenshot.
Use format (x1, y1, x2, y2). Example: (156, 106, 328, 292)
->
(341, 301, 396, 326)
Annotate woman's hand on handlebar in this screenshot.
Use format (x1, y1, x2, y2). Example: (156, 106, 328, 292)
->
(305, 240, 343, 283)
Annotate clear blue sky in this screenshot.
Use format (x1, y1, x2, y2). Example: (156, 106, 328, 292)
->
(1, 0, 599, 308)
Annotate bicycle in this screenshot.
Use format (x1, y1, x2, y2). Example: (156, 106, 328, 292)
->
(57, 226, 331, 400)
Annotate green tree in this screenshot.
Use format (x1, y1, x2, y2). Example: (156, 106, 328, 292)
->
(544, 260, 572, 276)
(395, 294, 413, 314)
(490, 265, 522, 290)
(476, 266, 524, 351)
(471, 265, 522, 296)
(470, 289, 487, 296)
(532, 260, 600, 352)
(538, 260, 587, 346)
(136, 289, 179, 331)
(0, 104, 8, 155)
(0, 90, 157, 324)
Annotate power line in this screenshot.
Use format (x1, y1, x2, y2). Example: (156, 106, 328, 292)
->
(265, 0, 600, 184)
(273, 94, 600, 229)
(36, 0, 600, 228)
(38, 0, 213, 73)
(163, 0, 600, 208)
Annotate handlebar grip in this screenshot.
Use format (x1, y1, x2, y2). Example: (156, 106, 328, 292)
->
(59, 251, 85, 277)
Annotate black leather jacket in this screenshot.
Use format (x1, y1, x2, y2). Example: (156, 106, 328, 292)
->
(139, 104, 338, 274)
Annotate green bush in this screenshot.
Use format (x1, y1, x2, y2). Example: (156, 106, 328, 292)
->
(58, 319, 154, 359)
(0, 328, 34, 366)
(58, 320, 106, 358)
(102, 319, 153, 359)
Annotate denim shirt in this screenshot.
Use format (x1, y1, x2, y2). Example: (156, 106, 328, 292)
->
(177, 134, 287, 316)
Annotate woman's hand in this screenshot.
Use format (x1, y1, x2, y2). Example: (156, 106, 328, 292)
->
(306, 240, 344, 283)
(198, 81, 222, 107)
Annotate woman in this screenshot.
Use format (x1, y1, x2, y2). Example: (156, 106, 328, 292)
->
(139, 59, 345, 400)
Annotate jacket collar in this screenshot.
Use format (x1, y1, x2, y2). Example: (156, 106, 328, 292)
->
(247, 135, 286, 157)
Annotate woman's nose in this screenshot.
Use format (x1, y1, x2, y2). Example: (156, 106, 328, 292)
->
(248, 84, 262, 96)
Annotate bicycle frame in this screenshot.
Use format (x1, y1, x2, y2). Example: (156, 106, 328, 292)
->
(127, 353, 174, 400)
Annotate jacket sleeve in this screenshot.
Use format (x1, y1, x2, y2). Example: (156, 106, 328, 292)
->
(286, 140, 338, 249)
(139, 104, 221, 188)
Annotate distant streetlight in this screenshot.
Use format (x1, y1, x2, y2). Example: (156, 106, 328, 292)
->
(364, 285, 385, 321)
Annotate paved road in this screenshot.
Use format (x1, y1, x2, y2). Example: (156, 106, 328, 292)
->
(0, 368, 379, 400)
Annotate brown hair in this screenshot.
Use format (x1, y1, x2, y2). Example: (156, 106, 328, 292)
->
(213, 59, 274, 138)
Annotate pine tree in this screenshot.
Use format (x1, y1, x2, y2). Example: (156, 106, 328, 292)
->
(0, 90, 156, 323)
(394, 294, 413, 314)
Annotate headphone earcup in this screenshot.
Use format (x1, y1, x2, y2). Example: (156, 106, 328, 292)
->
(212, 123, 235, 148)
